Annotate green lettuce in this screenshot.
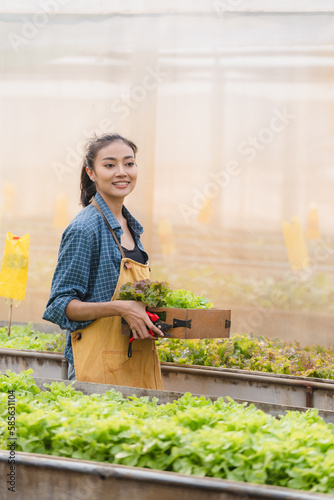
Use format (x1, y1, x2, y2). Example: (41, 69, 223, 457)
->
(1, 370, 334, 494)
(117, 280, 213, 309)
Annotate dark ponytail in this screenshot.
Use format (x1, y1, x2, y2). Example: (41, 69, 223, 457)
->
(80, 133, 138, 207)
(80, 158, 96, 207)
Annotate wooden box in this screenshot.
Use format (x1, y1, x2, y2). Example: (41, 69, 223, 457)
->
(122, 308, 231, 339)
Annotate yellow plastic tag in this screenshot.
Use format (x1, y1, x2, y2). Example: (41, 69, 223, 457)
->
(0, 232, 30, 301)
(282, 217, 309, 271)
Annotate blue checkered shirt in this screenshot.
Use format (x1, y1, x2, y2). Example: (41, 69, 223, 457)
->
(42, 193, 148, 366)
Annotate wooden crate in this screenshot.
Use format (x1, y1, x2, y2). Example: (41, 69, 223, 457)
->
(122, 308, 231, 339)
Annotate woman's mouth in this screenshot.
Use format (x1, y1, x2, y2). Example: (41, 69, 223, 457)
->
(112, 181, 130, 188)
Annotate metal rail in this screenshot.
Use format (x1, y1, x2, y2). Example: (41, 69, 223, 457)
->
(0, 348, 68, 380)
(2, 348, 334, 411)
(161, 363, 334, 410)
(161, 363, 334, 390)
(32, 376, 334, 425)
(0, 348, 64, 360)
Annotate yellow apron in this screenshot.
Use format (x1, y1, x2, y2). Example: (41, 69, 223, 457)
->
(70, 199, 163, 390)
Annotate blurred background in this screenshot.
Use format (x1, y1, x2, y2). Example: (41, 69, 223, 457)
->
(0, 0, 334, 345)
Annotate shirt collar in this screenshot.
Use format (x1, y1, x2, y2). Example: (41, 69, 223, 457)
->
(93, 192, 143, 236)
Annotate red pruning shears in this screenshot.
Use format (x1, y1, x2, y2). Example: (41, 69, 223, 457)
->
(128, 311, 173, 358)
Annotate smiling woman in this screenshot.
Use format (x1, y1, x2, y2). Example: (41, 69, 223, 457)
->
(43, 133, 164, 389)
(80, 134, 138, 208)
(83, 136, 139, 250)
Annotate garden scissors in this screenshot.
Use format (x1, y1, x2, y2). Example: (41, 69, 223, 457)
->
(127, 311, 173, 357)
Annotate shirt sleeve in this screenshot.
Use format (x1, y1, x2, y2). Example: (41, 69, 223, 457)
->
(42, 227, 95, 332)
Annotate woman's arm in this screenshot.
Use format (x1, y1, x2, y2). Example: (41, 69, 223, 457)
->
(43, 227, 95, 331)
(65, 299, 164, 340)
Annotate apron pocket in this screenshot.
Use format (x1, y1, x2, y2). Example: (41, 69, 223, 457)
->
(103, 350, 143, 387)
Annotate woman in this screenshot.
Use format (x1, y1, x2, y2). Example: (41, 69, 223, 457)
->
(43, 133, 164, 389)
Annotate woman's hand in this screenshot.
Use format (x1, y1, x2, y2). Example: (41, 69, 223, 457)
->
(117, 300, 164, 340)
(65, 298, 163, 339)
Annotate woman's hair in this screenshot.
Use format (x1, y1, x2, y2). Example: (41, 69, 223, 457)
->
(80, 133, 138, 207)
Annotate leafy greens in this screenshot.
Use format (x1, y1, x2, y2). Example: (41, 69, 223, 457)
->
(117, 279, 213, 309)
(1, 370, 334, 494)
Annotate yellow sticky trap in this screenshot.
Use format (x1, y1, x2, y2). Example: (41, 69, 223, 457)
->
(197, 197, 213, 224)
(282, 217, 309, 271)
(305, 205, 320, 241)
(0, 232, 30, 301)
(157, 218, 176, 255)
(53, 195, 70, 229)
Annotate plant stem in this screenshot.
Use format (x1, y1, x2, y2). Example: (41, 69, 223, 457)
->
(7, 300, 13, 337)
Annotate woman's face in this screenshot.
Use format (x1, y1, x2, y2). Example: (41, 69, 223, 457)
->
(87, 140, 138, 203)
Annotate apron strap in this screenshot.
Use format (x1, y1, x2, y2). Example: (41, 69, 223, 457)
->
(91, 198, 126, 259)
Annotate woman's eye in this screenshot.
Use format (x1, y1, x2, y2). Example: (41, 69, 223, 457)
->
(126, 162, 135, 167)
(105, 163, 115, 168)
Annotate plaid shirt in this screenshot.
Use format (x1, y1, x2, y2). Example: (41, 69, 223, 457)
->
(43, 193, 148, 365)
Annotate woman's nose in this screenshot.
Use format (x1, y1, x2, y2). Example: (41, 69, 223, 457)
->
(115, 163, 126, 175)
